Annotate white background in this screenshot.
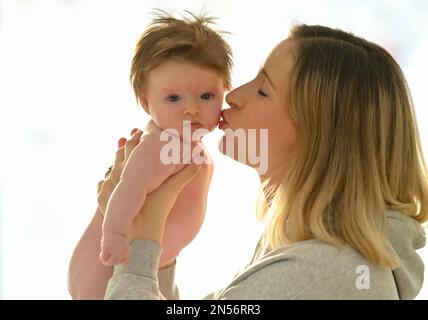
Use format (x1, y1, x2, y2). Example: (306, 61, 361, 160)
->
(0, 0, 427, 299)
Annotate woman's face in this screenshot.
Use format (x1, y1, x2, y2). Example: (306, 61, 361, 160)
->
(219, 39, 297, 178)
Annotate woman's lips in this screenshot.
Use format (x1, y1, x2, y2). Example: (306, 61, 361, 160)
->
(218, 111, 229, 130)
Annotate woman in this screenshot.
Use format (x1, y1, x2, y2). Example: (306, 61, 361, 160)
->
(70, 24, 428, 299)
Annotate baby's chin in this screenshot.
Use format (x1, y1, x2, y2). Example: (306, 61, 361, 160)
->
(181, 126, 211, 143)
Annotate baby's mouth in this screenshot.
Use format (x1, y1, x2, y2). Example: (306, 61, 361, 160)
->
(183, 120, 203, 130)
(190, 122, 203, 129)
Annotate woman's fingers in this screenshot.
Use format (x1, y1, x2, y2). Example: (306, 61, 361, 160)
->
(163, 164, 203, 195)
(112, 128, 143, 167)
(118, 137, 127, 148)
(97, 128, 143, 215)
(114, 145, 126, 166)
(97, 176, 117, 215)
(97, 180, 104, 195)
(124, 130, 143, 161)
(131, 163, 203, 240)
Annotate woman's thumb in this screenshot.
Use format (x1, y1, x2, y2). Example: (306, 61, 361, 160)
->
(167, 164, 203, 191)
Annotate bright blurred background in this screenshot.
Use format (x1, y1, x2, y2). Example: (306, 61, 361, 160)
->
(0, 0, 427, 299)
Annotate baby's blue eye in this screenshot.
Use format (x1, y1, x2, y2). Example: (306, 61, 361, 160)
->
(167, 95, 180, 102)
(201, 92, 214, 100)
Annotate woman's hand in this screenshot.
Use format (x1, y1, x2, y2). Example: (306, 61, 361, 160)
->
(97, 128, 204, 244)
(97, 128, 142, 216)
(128, 161, 203, 244)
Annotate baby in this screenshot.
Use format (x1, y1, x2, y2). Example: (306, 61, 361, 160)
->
(99, 12, 233, 267)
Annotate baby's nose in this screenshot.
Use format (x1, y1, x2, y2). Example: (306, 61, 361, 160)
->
(184, 103, 200, 115)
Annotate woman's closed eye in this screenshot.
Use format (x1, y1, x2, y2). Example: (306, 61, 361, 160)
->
(167, 95, 181, 102)
(258, 89, 268, 97)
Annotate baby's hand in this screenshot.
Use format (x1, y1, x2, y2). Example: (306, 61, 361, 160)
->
(99, 231, 130, 266)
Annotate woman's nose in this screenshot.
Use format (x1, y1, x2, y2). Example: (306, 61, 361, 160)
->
(225, 88, 241, 109)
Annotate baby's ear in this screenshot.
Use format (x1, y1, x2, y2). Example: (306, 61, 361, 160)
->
(140, 96, 149, 114)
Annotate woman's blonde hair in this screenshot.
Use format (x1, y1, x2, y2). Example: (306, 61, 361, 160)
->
(130, 10, 233, 106)
(257, 24, 428, 269)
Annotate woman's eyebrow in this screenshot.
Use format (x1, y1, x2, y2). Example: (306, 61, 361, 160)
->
(260, 67, 276, 90)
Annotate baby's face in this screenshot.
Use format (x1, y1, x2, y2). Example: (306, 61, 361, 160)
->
(141, 59, 225, 140)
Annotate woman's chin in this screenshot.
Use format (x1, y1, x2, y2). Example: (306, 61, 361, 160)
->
(217, 134, 244, 162)
(218, 132, 269, 176)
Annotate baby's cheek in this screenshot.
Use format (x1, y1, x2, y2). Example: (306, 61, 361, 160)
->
(207, 107, 222, 126)
(207, 116, 222, 131)
(156, 110, 182, 130)
(213, 101, 223, 115)
(168, 112, 184, 124)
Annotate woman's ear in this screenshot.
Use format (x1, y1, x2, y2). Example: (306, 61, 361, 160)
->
(140, 96, 149, 114)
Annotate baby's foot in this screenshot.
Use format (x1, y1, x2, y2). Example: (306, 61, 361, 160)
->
(99, 231, 130, 266)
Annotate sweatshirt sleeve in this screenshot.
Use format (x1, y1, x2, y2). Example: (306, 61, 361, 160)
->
(104, 237, 298, 300)
(104, 239, 164, 300)
(105, 236, 403, 300)
(104, 238, 311, 300)
(104, 236, 272, 300)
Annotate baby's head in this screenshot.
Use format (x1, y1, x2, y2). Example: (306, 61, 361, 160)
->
(130, 11, 233, 140)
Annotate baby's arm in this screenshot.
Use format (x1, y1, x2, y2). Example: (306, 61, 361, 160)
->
(100, 134, 179, 266)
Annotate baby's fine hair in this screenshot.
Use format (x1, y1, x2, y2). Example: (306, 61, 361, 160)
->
(130, 10, 233, 106)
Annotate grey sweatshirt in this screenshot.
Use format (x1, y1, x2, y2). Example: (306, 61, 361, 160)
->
(105, 210, 426, 299)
